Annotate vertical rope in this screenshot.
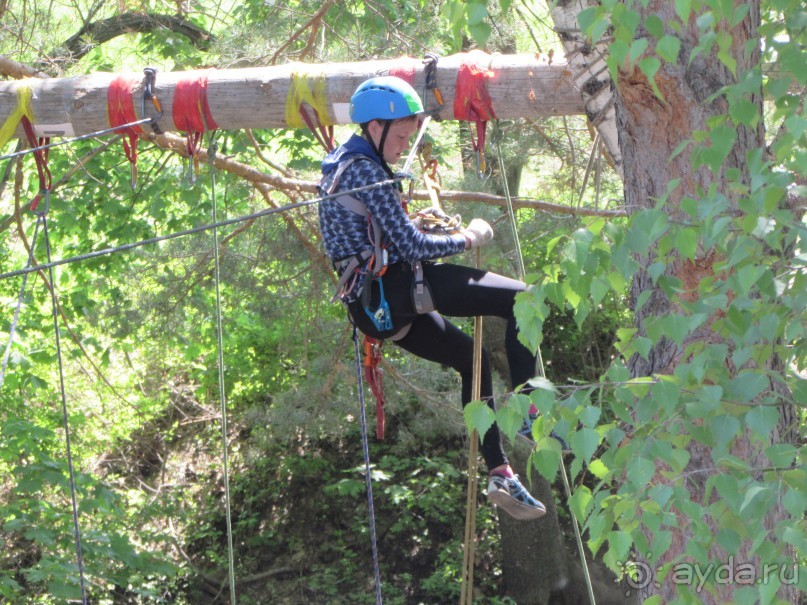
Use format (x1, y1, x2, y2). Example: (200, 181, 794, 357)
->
(460, 248, 483, 605)
(353, 329, 384, 604)
(495, 132, 596, 605)
(208, 139, 238, 605)
(41, 208, 89, 605)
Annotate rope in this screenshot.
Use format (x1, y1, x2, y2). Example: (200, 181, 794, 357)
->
(208, 137, 238, 605)
(0, 175, 410, 283)
(460, 248, 483, 605)
(494, 132, 596, 605)
(40, 206, 89, 604)
(0, 117, 154, 162)
(352, 327, 384, 604)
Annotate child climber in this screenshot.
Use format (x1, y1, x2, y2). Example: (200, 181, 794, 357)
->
(318, 76, 545, 521)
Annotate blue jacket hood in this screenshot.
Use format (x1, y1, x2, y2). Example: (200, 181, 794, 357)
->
(321, 134, 381, 175)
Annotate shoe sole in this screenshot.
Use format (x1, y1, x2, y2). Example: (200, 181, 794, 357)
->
(487, 487, 547, 520)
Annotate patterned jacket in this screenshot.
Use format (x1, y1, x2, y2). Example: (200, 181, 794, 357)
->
(318, 134, 467, 273)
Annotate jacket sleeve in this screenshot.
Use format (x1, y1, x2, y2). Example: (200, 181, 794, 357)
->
(346, 161, 467, 261)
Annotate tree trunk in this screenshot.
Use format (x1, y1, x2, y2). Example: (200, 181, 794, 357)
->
(616, 1, 797, 603)
(0, 53, 583, 139)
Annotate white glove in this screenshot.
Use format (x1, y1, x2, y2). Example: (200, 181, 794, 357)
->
(463, 218, 494, 249)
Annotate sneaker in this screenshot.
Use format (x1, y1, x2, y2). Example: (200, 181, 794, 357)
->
(517, 413, 572, 454)
(487, 474, 547, 520)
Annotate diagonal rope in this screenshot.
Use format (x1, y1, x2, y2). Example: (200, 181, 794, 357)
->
(352, 327, 384, 604)
(0, 118, 154, 162)
(494, 125, 596, 605)
(40, 203, 89, 604)
(0, 175, 411, 283)
(208, 137, 238, 605)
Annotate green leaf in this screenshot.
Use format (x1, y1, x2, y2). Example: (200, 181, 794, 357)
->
(644, 15, 665, 39)
(464, 400, 495, 439)
(606, 530, 633, 563)
(467, 22, 492, 47)
(465, 1, 487, 25)
(638, 57, 662, 97)
(674, 0, 691, 22)
(570, 427, 601, 463)
(495, 405, 524, 443)
(727, 371, 768, 402)
(710, 414, 741, 447)
(745, 405, 780, 440)
(569, 485, 593, 520)
(626, 456, 655, 487)
(579, 405, 601, 428)
(729, 98, 759, 127)
(657, 35, 681, 63)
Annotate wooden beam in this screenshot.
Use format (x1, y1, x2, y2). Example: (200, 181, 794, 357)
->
(0, 52, 585, 140)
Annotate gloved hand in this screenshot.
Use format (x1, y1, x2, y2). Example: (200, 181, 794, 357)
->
(411, 207, 462, 233)
(463, 218, 494, 249)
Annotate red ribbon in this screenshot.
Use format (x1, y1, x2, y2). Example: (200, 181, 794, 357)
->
(453, 55, 496, 154)
(107, 76, 143, 167)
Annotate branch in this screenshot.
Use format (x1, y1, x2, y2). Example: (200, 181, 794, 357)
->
(150, 132, 626, 217)
(269, 0, 336, 64)
(55, 12, 214, 66)
(0, 54, 49, 79)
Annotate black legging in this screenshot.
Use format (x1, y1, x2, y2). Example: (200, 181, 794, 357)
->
(348, 261, 537, 470)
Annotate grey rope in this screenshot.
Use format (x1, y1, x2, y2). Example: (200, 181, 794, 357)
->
(40, 197, 89, 604)
(209, 138, 238, 605)
(0, 214, 43, 389)
(352, 328, 384, 605)
(0, 118, 154, 162)
(0, 176, 409, 283)
(494, 123, 596, 605)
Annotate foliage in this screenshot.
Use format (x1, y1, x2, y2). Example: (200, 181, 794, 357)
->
(466, 1, 806, 604)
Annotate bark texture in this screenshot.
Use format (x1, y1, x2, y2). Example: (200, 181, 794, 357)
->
(616, 1, 798, 603)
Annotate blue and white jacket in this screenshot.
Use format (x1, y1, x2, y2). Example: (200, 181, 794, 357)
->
(318, 134, 467, 271)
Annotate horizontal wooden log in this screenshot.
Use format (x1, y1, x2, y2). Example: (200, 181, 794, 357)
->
(0, 52, 584, 140)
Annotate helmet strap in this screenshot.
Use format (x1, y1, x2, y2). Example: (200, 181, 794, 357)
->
(361, 121, 399, 189)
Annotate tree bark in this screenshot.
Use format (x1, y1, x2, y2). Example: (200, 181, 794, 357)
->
(57, 12, 215, 65)
(0, 53, 584, 139)
(616, 1, 797, 603)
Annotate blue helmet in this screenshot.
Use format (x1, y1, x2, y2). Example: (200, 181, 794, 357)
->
(350, 76, 424, 124)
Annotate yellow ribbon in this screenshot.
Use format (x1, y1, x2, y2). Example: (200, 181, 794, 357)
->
(284, 71, 332, 128)
(0, 86, 35, 150)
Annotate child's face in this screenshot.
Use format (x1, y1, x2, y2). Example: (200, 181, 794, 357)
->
(369, 117, 418, 164)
